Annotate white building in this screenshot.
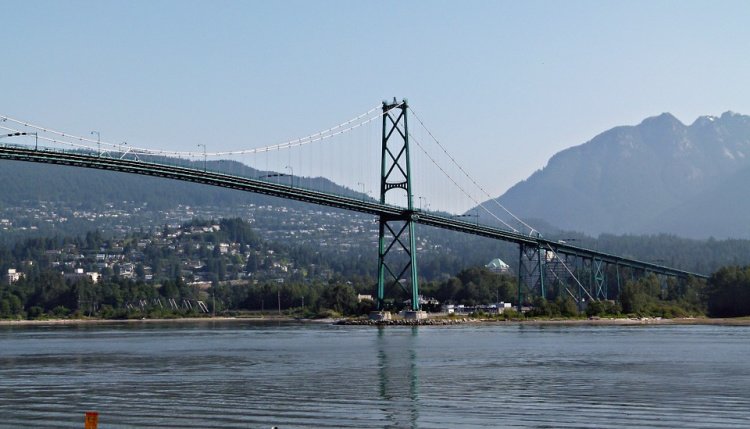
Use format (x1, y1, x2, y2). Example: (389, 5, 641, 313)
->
(6, 269, 23, 284)
(485, 258, 510, 274)
(64, 268, 100, 284)
(357, 294, 374, 303)
(444, 302, 512, 315)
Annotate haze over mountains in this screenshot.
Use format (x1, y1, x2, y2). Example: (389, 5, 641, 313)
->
(483, 111, 750, 239)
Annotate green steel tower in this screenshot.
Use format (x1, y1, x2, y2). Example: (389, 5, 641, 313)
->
(377, 99, 420, 311)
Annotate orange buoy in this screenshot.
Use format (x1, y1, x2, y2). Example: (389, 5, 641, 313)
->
(84, 411, 98, 429)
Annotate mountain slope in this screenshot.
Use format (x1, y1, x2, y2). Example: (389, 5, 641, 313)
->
(0, 157, 364, 211)
(481, 111, 750, 238)
(645, 163, 750, 238)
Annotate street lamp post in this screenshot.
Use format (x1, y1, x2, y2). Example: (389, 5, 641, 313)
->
(285, 165, 294, 187)
(0, 132, 38, 150)
(197, 144, 207, 171)
(90, 131, 100, 157)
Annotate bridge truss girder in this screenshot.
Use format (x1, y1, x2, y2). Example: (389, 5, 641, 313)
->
(517, 244, 545, 310)
(515, 248, 699, 312)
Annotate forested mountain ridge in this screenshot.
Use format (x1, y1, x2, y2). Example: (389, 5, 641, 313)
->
(483, 111, 750, 239)
(0, 157, 361, 211)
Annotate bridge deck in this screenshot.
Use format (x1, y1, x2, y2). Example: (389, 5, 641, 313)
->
(0, 145, 707, 279)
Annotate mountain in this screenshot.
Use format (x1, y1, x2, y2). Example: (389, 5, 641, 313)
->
(480, 111, 750, 239)
(0, 155, 367, 207)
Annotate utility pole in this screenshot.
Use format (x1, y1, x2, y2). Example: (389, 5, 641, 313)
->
(277, 287, 281, 315)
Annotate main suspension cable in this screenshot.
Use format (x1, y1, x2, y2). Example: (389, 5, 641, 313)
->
(408, 106, 538, 236)
(0, 104, 387, 158)
(410, 132, 518, 232)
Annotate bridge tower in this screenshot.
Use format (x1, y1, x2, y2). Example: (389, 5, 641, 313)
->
(377, 99, 420, 311)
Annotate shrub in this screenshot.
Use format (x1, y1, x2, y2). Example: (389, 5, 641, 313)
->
(50, 306, 70, 317)
(27, 306, 45, 320)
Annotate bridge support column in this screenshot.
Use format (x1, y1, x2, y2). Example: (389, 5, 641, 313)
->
(593, 258, 606, 300)
(615, 263, 621, 299)
(517, 243, 544, 312)
(377, 99, 420, 311)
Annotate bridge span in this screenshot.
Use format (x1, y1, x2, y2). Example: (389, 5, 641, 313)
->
(0, 143, 706, 281)
(0, 101, 708, 311)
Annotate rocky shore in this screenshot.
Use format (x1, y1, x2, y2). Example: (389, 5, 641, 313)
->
(336, 316, 750, 326)
(336, 317, 475, 326)
(2, 315, 749, 327)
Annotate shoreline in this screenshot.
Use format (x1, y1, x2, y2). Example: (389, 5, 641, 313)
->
(0, 316, 314, 327)
(1, 315, 750, 327)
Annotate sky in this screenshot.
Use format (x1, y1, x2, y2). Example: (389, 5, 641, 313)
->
(3, 0, 750, 212)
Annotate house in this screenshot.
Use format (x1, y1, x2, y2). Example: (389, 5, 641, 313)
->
(63, 268, 100, 284)
(6, 269, 23, 284)
(357, 294, 373, 303)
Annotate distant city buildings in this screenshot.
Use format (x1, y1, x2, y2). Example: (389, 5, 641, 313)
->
(0, 200, 482, 294)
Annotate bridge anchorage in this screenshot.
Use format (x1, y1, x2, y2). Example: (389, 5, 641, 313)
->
(0, 102, 708, 315)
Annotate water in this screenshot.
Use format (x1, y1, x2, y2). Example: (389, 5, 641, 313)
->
(0, 321, 748, 428)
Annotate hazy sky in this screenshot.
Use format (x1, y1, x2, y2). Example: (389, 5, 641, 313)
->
(4, 1, 750, 208)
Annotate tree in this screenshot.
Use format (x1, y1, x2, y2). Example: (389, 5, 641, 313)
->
(620, 275, 660, 315)
(320, 283, 357, 315)
(0, 299, 11, 318)
(705, 266, 750, 317)
(557, 296, 579, 317)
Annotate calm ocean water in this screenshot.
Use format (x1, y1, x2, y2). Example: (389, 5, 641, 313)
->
(0, 321, 748, 428)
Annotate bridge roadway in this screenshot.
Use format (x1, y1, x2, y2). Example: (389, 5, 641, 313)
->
(0, 145, 707, 279)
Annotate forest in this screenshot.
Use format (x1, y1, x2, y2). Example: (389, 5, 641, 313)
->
(1, 217, 749, 319)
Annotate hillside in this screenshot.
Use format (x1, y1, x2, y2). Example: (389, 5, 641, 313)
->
(482, 111, 750, 239)
(0, 156, 363, 211)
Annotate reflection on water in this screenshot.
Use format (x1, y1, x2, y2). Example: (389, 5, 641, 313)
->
(377, 326, 419, 429)
(0, 322, 749, 428)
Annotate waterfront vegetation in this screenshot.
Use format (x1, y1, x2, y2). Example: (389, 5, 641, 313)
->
(1, 218, 749, 321)
(2, 263, 748, 321)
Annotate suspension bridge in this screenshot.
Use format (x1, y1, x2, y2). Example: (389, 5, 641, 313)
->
(0, 100, 707, 312)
